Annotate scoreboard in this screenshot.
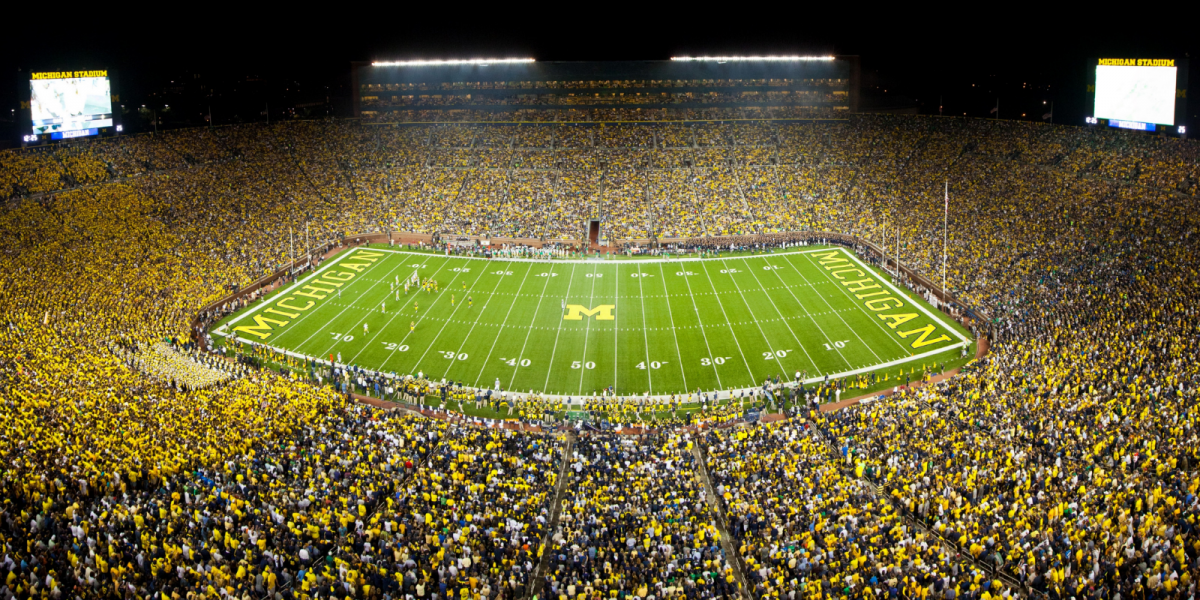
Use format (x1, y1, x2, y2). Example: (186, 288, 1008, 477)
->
(22, 70, 120, 143)
(1089, 58, 1188, 132)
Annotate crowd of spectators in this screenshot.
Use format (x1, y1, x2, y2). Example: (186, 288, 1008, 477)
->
(1, 111, 1198, 599)
(543, 433, 737, 599)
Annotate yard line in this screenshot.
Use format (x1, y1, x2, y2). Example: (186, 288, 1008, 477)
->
(472, 263, 535, 385)
(762, 257, 853, 370)
(508, 263, 556, 389)
(295, 254, 418, 361)
(613, 264, 619, 390)
(542, 264, 578, 393)
(636, 264, 658, 393)
(788, 252, 885, 363)
(714, 258, 805, 377)
(655, 264, 693, 390)
(577, 263, 599, 395)
(395, 262, 491, 373)
(695, 260, 758, 386)
(739, 257, 821, 375)
(345, 255, 450, 365)
(443, 261, 520, 378)
(671, 263, 724, 389)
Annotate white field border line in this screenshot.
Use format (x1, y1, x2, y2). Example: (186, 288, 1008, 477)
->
(218, 248, 970, 401)
(346, 255, 448, 366)
(399, 260, 495, 374)
(803, 250, 934, 355)
(695, 259, 758, 386)
(297, 258, 416, 362)
(667, 262, 717, 389)
(224, 247, 369, 327)
(451, 261, 531, 382)
(738, 256, 822, 377)
(541, 263, 578, 392)
(219, 328, 966, 405)
(716, 258, 806, 379)
(258, 251, 413, 353)
(507, 263, 556, 390)
(342, 246, 842, 265)
(576, 263, 599, 395)
(787, 253, 886, 365)
(474, 262, 537, 385)
(760, 257, 848, 373)
(838, 248, 970, 345)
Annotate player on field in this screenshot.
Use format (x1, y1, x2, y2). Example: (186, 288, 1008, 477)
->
(363, 322, 369, 335)
(410, 321, 415, 333)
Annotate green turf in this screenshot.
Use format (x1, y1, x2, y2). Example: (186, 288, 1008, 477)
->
(212, 246, 973, 398)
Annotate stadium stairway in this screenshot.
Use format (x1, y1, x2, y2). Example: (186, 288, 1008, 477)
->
(691, 443, 752, 600)
(529, 431, 576, 599)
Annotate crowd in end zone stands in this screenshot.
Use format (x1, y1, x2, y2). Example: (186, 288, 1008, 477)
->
(0, 110, 1199, 599)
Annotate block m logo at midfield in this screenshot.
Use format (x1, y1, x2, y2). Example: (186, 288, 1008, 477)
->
(563, 304, 615, 321)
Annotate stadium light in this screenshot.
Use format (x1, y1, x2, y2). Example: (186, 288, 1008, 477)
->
(372, 58, 535, 67)
(1181, 126, 1187, 134)
(670, 56, 836, 62)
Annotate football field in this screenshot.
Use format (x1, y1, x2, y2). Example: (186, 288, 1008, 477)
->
(214, 245, 972, 398)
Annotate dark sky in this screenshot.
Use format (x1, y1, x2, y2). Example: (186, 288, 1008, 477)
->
(1, 12, 1194, 130)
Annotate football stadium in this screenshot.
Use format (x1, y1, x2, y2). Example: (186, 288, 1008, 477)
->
(0, 44, 1197, 600)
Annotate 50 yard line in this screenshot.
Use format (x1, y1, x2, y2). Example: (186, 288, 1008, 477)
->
(577, 263, 599, 395)
(613, 263, 619, 391)
(542, 263, 578, 393)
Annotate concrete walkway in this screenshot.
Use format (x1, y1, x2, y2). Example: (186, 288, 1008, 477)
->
(691, 444, 751, 599)
(528, 431, 576, 598)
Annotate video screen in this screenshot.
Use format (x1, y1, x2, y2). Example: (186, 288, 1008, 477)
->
(1094, 65, 1177, 125)
(30, 75, 113, 135)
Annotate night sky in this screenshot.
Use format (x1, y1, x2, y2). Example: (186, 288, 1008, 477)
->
(0, 12, 1194, 138)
